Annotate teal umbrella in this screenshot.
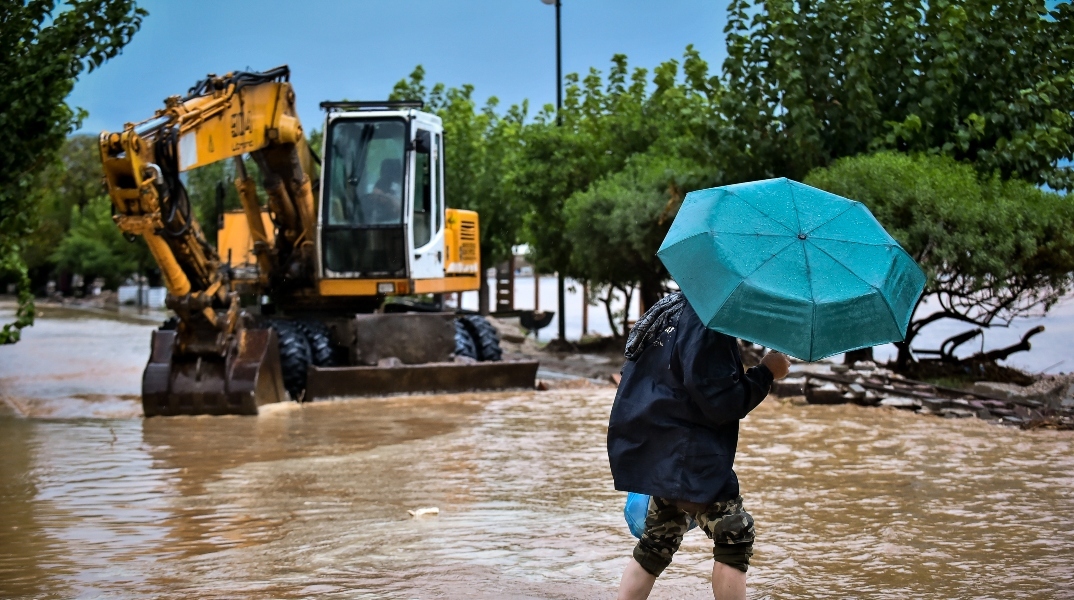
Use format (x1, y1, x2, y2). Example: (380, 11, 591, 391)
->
(657, 177, 926, 361)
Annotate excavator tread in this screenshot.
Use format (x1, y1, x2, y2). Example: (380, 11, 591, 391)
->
(295, 320, 336, 367)
(269, 319, 312, 401)
(454, 319, 478, 360)
(461, 315, 503, 362)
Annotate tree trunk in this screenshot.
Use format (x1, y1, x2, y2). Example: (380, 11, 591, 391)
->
(639, 276, 662, 312)
(843, 348, 874, 365)
(557, 273, 566, 341)
(582, 280, 588, 335)
(478, 258, 490, 315)
(603, 287, 620, 338)
(895, 340, 914, 371)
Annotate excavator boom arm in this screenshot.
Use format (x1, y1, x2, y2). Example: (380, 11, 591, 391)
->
(99, 65, 315, 353)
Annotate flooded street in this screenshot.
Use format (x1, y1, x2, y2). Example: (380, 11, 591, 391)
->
(2, 305, 1073, 598)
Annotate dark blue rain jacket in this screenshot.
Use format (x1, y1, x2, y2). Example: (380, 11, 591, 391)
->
(607, 303, 773, 505)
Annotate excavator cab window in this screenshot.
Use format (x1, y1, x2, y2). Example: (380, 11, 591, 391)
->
(322, 119, 407, 277)
(435, 133, 443, 234)
(413, 129, 433, 248)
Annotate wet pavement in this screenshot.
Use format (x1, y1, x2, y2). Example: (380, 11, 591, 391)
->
(2, 303, 1074, 598)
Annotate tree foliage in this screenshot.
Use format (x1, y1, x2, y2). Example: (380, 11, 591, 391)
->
(805, 152, 1074, 366)
(20, 135, 103, 277)
(390, 66, 527, 265)
(563, 152, 704, 334)
(719, 0, 1074, 188)
(185, 161, 246, 246)
(387, 0, 1074, 323)
(51, 195, 152, 290)
(0, 0, 145, 343)
(514, 49, 720, 309)
(553, 0, 1074, 318)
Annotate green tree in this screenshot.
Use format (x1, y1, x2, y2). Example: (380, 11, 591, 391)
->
(390, 67, 528, 309)
(184, 161, 245, 246)
(719, 0, 1074, 188)
(307, 127, 323, 158)
(21, 135, 105, 283)
(556, 0, 1074, 318)
(0, 0, 146, 343)
(805, 152, 1074, 368)
(516, 49, 720, 310)
(51, 195, 152, 290)
(563, 152, 704, 336)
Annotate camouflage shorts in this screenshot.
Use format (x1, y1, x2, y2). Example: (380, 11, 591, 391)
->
(632, 495, 755, 577)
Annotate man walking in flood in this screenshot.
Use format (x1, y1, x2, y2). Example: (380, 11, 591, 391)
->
(608, 292, 790, 600)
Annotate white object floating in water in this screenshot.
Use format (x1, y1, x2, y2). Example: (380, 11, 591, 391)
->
(879, 396, 920, 409)
(408, 506, 440, 518)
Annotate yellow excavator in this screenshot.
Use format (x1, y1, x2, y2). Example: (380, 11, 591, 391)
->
(99, 66, 538, 416)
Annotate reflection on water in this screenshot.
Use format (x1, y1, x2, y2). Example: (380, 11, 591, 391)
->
(2, 390, 1073, 599)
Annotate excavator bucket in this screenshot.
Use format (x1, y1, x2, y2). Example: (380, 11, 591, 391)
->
(141, 328, 288, 416)
(305, 360, 540, 400)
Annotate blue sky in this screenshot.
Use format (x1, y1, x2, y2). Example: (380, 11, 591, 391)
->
(68, 0, 729, 134)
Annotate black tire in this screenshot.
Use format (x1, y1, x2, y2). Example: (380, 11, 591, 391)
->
(295, 320, 336, 367)
(269, 319, 311, 401)
(461, 315, 503, 362)
(454, 319, 478, 360)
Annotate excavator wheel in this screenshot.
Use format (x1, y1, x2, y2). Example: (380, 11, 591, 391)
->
(268, 320, 312, 401)
(454, 319, 478, 360)
(296, 320, 336, 367)
(461, 315, 503, 362)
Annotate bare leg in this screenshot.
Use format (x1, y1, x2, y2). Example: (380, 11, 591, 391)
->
(617, 558, 657, 600)
(711, 561, 746, 600)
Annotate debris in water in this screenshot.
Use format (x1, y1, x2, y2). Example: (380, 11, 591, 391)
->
(408, 507, 440, 518)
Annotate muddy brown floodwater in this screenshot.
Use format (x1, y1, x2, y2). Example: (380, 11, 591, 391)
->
(1, 303, 1073, 599)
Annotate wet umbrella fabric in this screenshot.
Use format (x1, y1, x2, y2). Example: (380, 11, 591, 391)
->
(657, 177, 926, 362)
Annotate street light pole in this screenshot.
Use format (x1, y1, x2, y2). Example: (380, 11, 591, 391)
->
(541, 0, 566, 342)
(555, 0, 562, 123)
(554, 1, 571, 343)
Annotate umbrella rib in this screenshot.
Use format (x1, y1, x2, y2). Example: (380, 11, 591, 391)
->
(788, 181, 804, 234)
(707, 231, 792, 238)
(806, 237, 893, 247)
(724, 191, 798, 236)
(802, 239, 817, 360)
(808, 241, 902, 338)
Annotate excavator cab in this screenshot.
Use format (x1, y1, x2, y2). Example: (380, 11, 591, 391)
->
(313, 101, 478, 299)
(319, 103, 444, 283)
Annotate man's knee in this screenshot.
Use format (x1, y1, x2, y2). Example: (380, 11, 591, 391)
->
(633, 497, 689, 577)
(699, 496, 756, 573)
(632, 538, 678, 577)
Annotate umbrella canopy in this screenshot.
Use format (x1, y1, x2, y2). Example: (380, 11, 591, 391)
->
(657, 178, 926, 361)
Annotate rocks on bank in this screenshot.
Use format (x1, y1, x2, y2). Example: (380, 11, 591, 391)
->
(773, 361, 1074, 431)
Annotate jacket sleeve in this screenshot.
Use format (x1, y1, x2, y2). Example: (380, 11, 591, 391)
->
(677, 320, 774, 426)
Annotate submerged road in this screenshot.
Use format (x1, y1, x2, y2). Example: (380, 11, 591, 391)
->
(1, 303, 1073, 598)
